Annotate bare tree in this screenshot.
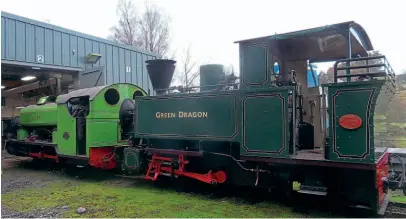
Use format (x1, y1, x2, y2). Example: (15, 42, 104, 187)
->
(222, 64, 239, 90)
(109, 0, 171, 56)
(137, 2, 171, 56)
(224, 64, 237, 77)
(109, 0, 139, 46)
(169, 45, 211, 93)
(177, 45, 200, 87)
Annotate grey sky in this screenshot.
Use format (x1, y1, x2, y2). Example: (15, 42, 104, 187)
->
(2, 0, 405, 75)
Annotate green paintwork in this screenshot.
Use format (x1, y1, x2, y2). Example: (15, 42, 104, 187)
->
(136, 94, 237, 139)
(17, 129, 28, 140)
(123, 147, 143, 174)
(135, 86, 294, 158)
(199, 64, 225, 91)
(332, 168, 379, 211)
(241, 89, 291, 158)
(324, 80, 395, 163)
(57, 105, 76, 156)
(84, 84, 147, 152)
(240, 43, 268, 89)
(86, 119, 119, 147)
(56, 83, 147, 157)
(14, 83, 146, 158)
(19, 103, 58, 126)
(52, 129, 58, 144)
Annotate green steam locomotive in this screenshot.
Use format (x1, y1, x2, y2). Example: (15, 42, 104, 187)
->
(6, 83, 147, 168)
(5, 21, 404, 215)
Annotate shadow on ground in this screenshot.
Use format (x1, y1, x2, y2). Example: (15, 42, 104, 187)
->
(1, 153, 372, 218)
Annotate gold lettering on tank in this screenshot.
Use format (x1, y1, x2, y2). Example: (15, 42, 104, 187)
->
(155, 112, 208, 119)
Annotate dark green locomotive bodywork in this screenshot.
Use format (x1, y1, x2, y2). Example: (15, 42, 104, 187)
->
(130, 21, 399, 215)
(324, 79, 396, 163)
(135, 86, 294, 158)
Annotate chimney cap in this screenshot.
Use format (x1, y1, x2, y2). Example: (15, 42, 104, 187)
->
(146, 59, 177, 95)
(146, 59, 176, 65)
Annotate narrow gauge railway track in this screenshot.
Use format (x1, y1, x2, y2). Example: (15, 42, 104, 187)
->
(385, 202, 406, 218)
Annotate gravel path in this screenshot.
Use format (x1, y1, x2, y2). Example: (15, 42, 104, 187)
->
(1, 205, 71, 218)
(1, 151, 71, 218)
(1, 150, 132, 218)
(385, 202, 406, 218)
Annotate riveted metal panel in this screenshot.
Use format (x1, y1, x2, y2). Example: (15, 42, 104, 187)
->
(106, 45, 113, 84)
(326, 81, 385, 164)
(15, 21, 26, 61)
(61, 33, 70, 66)
(44, 29, 53, 64)
(53, 31, 62, 65)
(6, 18, 16, 59)
(69, 35, 78, 67)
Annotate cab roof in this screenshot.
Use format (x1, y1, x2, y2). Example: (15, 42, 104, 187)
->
(234, 21, 373, 62)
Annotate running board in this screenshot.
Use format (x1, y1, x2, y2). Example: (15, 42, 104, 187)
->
(297, 185, 327, 196)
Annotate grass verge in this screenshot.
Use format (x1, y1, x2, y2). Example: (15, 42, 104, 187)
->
(2, 180, 309, 218)
(391, 190, 406, 204)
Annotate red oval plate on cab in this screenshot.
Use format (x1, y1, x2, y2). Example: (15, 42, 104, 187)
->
(339, 114, 362, 130)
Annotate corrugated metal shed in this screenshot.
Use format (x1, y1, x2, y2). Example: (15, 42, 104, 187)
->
(1, 11, 159, 94)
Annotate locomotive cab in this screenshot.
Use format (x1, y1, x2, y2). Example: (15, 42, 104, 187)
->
(233, 21, 398, 211)
(131, 21, 398, 215)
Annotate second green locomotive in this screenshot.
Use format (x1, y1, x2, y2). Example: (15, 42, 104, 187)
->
(6, 83, 147, 168)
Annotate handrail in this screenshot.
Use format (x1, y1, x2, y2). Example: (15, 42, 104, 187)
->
(333, 55, 396, 87)
(153, 82, 241, 94)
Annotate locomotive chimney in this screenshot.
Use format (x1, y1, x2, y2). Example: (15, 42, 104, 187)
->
(145, 59, 176, 95)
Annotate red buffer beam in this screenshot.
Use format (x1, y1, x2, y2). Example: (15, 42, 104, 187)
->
(29, 152, 59, 163)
